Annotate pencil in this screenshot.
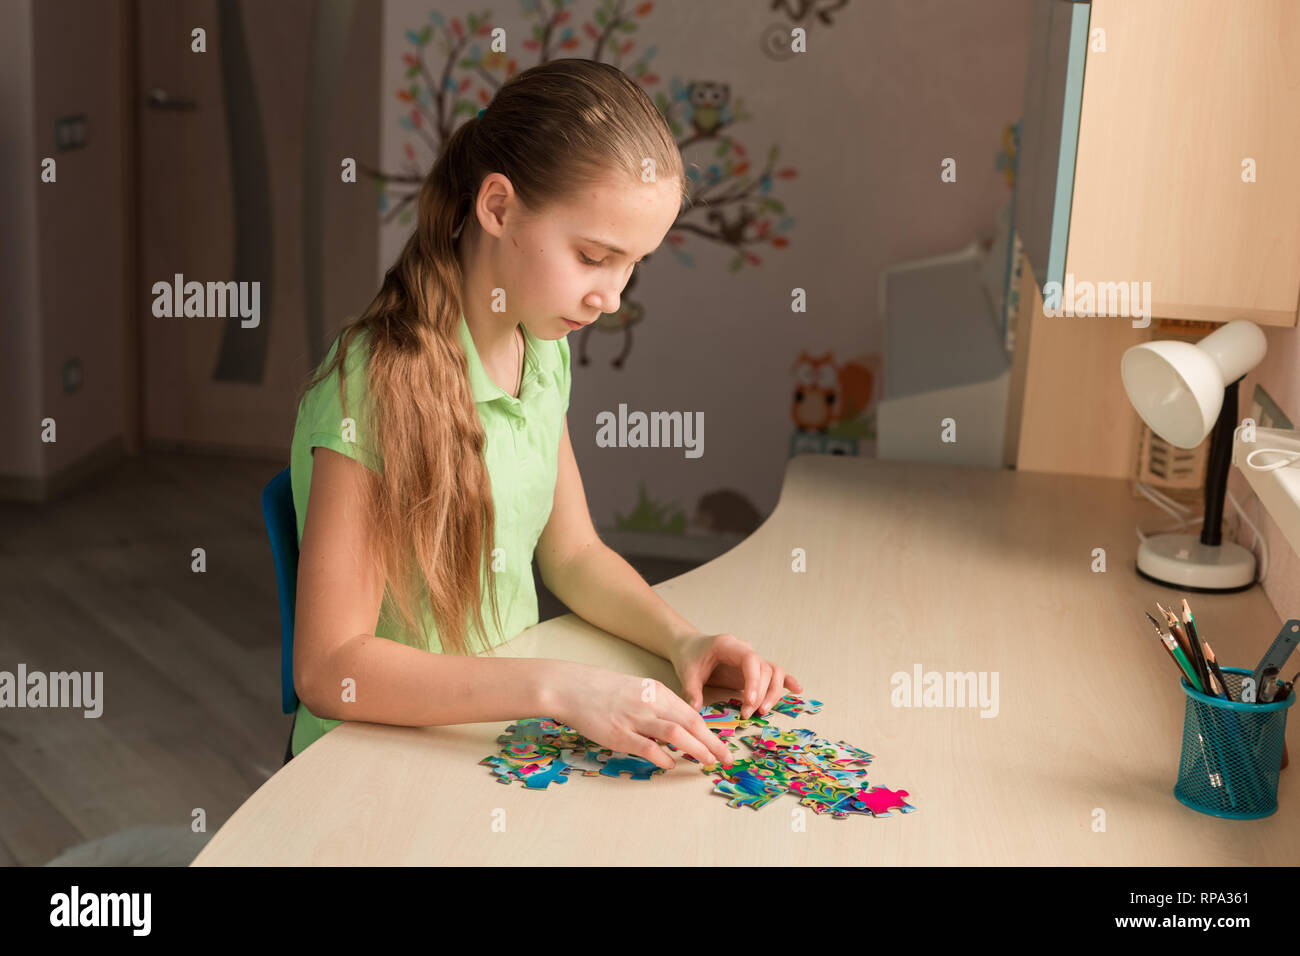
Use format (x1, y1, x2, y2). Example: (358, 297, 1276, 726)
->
(1156, 602, 1183, 652)
(1144, 611, 1225, 803)
(1144, 611, 1179, 666)
(1160, 604, 1200, 687)
(1145, 612, 1200, 688)
(1201, 638, 1232, 702)
(1167, 605, 1260, 808)
(1181, 599, 1217, 697)
(1157, 604, 1203, 693)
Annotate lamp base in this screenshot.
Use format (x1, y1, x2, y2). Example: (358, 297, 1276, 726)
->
(1135, 533, 1256, 593)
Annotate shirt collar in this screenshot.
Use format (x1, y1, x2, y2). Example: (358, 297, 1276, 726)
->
(457, 312, 552, 404)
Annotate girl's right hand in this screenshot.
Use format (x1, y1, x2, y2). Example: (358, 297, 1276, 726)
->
(544, 662, 734, 770)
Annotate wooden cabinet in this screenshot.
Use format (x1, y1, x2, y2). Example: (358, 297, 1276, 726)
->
(1014, 0, 1300, 327)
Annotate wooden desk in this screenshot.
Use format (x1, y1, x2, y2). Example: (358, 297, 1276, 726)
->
(193, 455, 1297, 865)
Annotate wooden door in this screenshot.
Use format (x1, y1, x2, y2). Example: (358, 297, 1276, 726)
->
(134, 0, 381, 456)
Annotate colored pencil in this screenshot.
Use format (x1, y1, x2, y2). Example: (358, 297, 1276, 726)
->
(1181, 599, 1217, 697)
(1145, 612, 1202, 689)
(1201, 638, 1232, 702)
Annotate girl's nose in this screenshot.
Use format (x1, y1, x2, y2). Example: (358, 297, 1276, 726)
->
(586, 288, 619, 315)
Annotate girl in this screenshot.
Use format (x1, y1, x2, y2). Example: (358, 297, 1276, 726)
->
(287, 59, 800, 768)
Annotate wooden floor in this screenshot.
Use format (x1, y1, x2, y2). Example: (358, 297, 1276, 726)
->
(0, 451, 698, 866)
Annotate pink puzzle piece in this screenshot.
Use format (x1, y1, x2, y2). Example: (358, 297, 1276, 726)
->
(848, 787, 914, 817)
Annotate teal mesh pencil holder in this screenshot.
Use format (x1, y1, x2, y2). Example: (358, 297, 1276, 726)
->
(1175, 666, 1293, 819)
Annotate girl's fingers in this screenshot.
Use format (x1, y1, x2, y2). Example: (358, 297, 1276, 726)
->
(759, 666, 786, 715)
(750, 661, 774, 716)
(626, 732, 675, 770)
(739, 654, 764, 718)
(663, 693, 734, 766)
(651, 718, 727, 768)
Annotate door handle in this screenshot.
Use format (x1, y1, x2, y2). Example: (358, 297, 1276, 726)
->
(146, 88, 197, 110)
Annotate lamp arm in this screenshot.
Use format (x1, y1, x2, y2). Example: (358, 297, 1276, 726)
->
(1201, 377, 1243, 548)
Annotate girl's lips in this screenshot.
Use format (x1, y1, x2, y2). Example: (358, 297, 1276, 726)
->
(562, 317, 583, 330)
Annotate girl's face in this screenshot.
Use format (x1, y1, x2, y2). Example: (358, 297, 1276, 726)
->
(464, 172, 683, 340)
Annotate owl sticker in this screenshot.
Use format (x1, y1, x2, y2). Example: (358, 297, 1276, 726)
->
(687, 81, 731, 137)
(791, 351, 874, 433)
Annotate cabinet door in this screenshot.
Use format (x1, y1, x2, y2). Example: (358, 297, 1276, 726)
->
(1012, 0, 1091, 301)
(1065, 0, 1300, 326)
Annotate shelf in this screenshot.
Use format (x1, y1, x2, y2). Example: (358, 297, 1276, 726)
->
(1234, 426, 1300, 560)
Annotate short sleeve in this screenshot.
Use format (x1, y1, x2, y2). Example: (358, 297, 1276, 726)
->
(557, 332, 572, 418)
(302, 330, 382, 474)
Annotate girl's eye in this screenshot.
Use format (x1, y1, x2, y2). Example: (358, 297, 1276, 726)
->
(580, 252, 643, 267)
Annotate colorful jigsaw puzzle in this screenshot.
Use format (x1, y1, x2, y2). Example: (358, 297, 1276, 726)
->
(479, 694, 915, 819)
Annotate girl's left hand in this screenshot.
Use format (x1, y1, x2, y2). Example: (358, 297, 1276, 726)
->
(669, 630, 802, 719)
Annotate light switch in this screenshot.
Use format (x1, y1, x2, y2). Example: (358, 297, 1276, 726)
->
(55, 114, 87, 151)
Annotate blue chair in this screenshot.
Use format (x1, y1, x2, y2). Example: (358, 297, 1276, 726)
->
(261, 467, 301, 733)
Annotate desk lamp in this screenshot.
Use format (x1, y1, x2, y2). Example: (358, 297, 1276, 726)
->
(1120, 320, 1267, 592)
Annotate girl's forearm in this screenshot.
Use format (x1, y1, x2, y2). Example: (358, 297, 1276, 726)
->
(300, 633, 565, 726)
(542, 542, 701, 659)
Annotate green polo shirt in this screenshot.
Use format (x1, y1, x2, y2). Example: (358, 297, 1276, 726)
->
(287, 314, 571, 757)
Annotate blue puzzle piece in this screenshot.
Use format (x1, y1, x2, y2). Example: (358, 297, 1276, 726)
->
(713, 772, 787, 810)
(520, 757, 572, 790)
(598, 754, 662, 780)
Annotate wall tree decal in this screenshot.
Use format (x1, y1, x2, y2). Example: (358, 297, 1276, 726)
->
(360, 0, 800, 367)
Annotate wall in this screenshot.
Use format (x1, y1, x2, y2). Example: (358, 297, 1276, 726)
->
(0, 0, 43, 484)
(0, 0, 127, 497)
(378, 0, 1033, 554)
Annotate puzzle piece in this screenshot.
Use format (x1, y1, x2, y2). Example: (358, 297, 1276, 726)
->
(745, 725, 822, 753)
(598, 753, 664, 780)
(480, 755, 522, 785)
(770, 695, 825, 717)
(519, 757, 573, 790)
(808, 739, 874, 768)
(496, 741, 561, 764)
(787, 777, 861, 814)
(498, 717, 567, 741)
(846, 787, 914, 817)
(711, 770, 789, 810)
(797, 794, 857, 819)
(557, 747, 608, 777)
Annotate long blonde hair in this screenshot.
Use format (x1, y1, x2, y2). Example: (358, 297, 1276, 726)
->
(295, 59, 687, 656)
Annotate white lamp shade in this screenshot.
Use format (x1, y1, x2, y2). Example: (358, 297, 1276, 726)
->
(1120, 320, 1267, 450)
(1121, 341, 1222, 448)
